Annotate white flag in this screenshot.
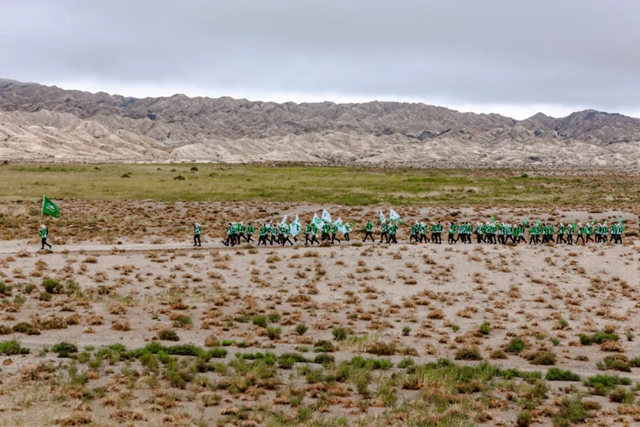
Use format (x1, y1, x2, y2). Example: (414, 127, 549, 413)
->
(280, 215, 288, 226)
(335, 217, 347, 234)
(290, 215, 301, 237)
(322, 209, 332, 224)
(380, 211, 386, 224)
(390, 209, 401, 221)
(312, 214, 323, 230)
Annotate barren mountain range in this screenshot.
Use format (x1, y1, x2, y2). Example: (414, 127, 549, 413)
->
(1, 78, 640, 168)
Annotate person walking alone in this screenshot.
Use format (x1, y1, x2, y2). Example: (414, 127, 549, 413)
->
(193, 223, 202, 246)
(40, 224, 52, 251)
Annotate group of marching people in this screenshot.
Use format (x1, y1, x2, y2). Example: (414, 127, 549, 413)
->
(196, 209, 628, 248)
(216, 210, 356, 247)
(412, 219, 626, 246)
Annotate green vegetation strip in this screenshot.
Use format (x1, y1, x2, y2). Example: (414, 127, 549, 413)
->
(0, 163, 637, 205)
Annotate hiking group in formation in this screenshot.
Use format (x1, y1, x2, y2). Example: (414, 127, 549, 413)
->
(205, 209, 629, 247)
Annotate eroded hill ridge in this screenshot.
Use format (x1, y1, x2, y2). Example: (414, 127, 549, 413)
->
(1, 78, 640, 168)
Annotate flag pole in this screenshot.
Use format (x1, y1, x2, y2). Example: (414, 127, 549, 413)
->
(41, 195, 45, 219)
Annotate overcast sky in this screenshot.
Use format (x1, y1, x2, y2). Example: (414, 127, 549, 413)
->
(1, 0, 639, 119)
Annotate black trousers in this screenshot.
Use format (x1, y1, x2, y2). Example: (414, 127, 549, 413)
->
(193, 234, 201, 246)
(41, 238, 51, 249)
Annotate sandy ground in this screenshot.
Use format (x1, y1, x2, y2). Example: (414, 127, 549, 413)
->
(0, 235, 639, 426)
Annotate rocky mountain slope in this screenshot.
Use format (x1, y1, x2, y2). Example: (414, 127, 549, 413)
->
(1, 78, 640, 168)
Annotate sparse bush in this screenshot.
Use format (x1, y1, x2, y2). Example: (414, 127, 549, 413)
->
(0, 282, 12, 295)
(12, 322, 40, 335)
(42, 278, 62, 294)
(175, 315, 192, 328)
(516, 410, 532, 427)
(546, 368, 580, 381)
(266, 326, 281, 340)
(505, 336, 528, 354)
(455, 345, 482, 361)
(157, 329, 180, 341)
(628, 357, 640, 367)
(599, 355, 631, 372)
(366, 341, 396, 356)
(525, 350, 556, 366)
(490, 349, 507, 359)
(295, 323, 308, 335)
(267, 313, 281, 323)
(314, 340, 335, 353)
(51, 341, 78, 357)
(552, 396, 593, 426)
(609, 386, 634, 403)
(252, 315, 268, 328)
(332, 327, 348, 341)
(402, 326, 411, 336)
(579, 331, 619, 345)
(584, 374, 631, 391)
(479, 321, 491, 335)
(314, 353, 335, 366)
(0, 339, 30, 355)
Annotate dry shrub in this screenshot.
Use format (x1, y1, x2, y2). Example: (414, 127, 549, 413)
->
(111, 320, 131, 331)
(427, 309, 445, 319)
(366, 341, 396, 356)
(523, 350, 556, 365)
(457, 306, 478, 318)
(205, 334, 220, 347)
(455, 345, 483, 361)
(65, 314, 81, 325)
(87, 315, 104, 325)
(108, 302, 127, 315)
(601, 341, 625, 353)
(109, 410, 146, 422)
(54, 413, 93, 426)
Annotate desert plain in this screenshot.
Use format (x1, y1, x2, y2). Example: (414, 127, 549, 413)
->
(0, 164, 639, 427)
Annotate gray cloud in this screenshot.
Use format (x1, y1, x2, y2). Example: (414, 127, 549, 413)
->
(1, 0, 639, 117)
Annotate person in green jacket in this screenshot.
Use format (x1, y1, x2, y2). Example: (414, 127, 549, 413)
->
(409, 222, 419, 243)
(331, 223, 341, 244)
(193, 223, 201, 247)
(309, 223, 320, 245)
(321, 222, 331, 242)
(40, 224, 52, 250)
(388, 222, 398, 244)
(448, 222, 457, 244)
(222, 223, 235, 246)
(246, 223, 255, 243)
(556, 223, 565, 245)
(380, 222, 389, 243)
(258, 224, 269, 246)
(344, 223, 351, 242)
(585, 223, 594, 243)
(363, 221, 374, 242)
(575, 223, 585, 245)
(419, 222, 429, 243)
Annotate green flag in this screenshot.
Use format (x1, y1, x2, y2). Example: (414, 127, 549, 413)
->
(42, 196, 60, 218)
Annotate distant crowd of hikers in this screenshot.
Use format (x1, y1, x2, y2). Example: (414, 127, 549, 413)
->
(192, 210, 629, 247)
